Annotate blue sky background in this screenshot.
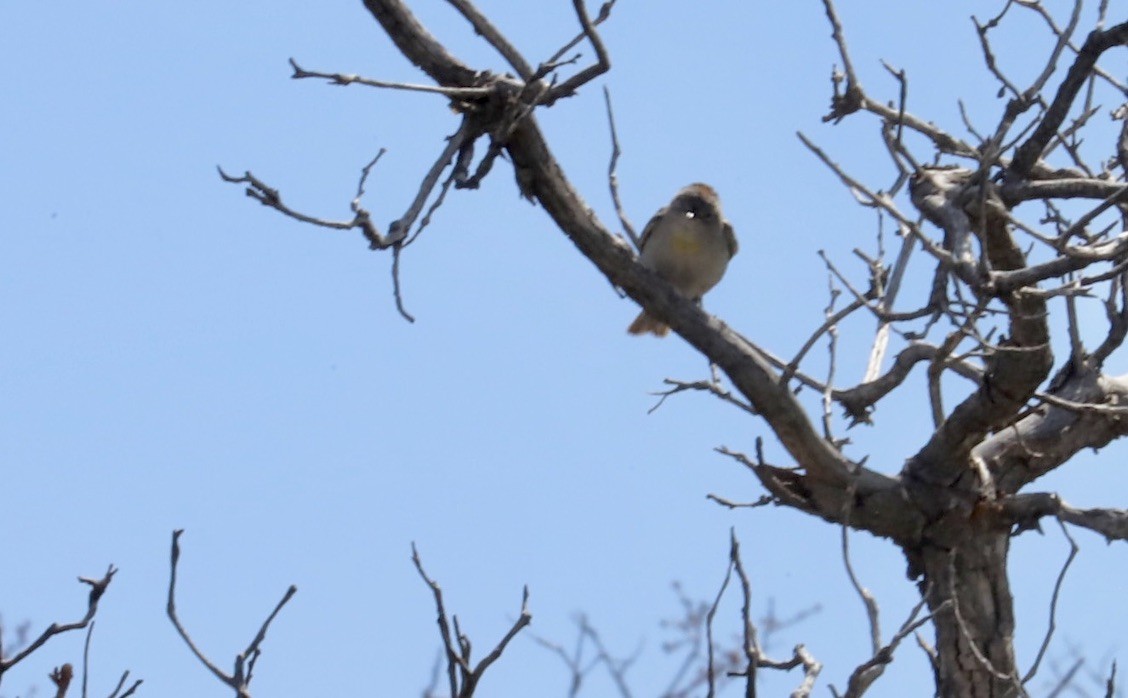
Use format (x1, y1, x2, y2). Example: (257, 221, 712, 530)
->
(3, 1, 1128, 696)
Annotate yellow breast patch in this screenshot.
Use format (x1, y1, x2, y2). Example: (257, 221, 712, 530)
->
(671, 230, 702, 254)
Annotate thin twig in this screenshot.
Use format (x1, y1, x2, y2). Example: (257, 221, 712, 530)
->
(730, 532, 759, 698)
(1022, 519, 1079, 685)
(82, 621, 93, 698)
(544, 0, 611, 103)
(649, 378, 757, 416)
(602, 87, 638, 248)
(411, 543, 532, 697)
(537, 0, 618, 76)
(705, 545, 736, 698)
(289, 58, 490, 98)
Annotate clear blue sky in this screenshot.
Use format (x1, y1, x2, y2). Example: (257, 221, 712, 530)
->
(3, 1, 1127, 696)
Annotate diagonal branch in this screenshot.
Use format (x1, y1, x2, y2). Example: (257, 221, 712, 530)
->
(1009, 21, 1128, 178)
(446, 0, 534, 79)
(362, 0, 480, 87)
(0, 566, 116, 681)
(977, 368, 1128, 492)
(288, 57, 490, 98)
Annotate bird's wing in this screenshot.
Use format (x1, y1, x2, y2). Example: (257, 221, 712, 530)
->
(637, 207, 667, 252)
(723, 220, 738, 257)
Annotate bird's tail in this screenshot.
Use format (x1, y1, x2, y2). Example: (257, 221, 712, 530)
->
(627, 310, 670, 337)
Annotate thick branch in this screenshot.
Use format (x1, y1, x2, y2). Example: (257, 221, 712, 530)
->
(992, 233, 1128, 293)
(906, 170, 1053, 491)
(833, 342, 982, 426)
(503, 115, 875, 490)
(362, 0, 482, 87)
(360, 0, 918, 543)
(446, 0, 534, 79)
(976, 369, 1128, 492)
(1001, 492, 1128, 543)
(1009, 22, 1128, 178)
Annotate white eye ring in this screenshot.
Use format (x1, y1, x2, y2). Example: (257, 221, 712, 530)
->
(684, 211, 696, 219)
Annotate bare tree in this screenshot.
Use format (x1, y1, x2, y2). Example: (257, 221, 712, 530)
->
(222, 1, 1128, 695)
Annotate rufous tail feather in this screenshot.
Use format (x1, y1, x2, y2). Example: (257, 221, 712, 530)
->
(627, 310, 670, 337)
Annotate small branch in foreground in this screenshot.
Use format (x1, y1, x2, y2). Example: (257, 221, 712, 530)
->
(166, 530, 297, 698)
(411, 543, 532, 697)
(705, 550, 736, 698)
(0, 565, 117, 684)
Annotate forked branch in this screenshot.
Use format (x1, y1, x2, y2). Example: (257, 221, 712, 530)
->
(166, 530, 297, 698)
(411, 543, 531, 697)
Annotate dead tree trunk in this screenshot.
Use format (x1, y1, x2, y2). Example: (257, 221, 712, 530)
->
(920, 535, 1017, 696)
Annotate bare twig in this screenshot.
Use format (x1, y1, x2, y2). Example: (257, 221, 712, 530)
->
(836, 592, 942, 698)
(705, 556, 735, 698)
(544, 0, 611, 103)
(82, 621, 93, 698)
(218, 154, 392, 248)
(0, 566, 117, 681)
(840, 497, 881, 657)
(411, 543, 532, 697)
(167, 530, 296, 698)
(784, 297, 866, 385)
(706, 493, 774, 510)
(537, 1, 618, 78)
(729, 531, 759, 698)
(602, 86, 638, 248)
(1022, 519, 1079, 685)
(289, 58, 490, 98)
(576, 617, 637, 698)
(393, 121, 477, 240)
(106, 671, 142, 698)
(649, 378, 757, 416)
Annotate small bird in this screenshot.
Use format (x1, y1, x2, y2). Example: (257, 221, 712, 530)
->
(627, 183, 738, 337)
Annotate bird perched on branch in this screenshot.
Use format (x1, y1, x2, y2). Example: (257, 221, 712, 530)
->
(627, 183, 738, 337)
